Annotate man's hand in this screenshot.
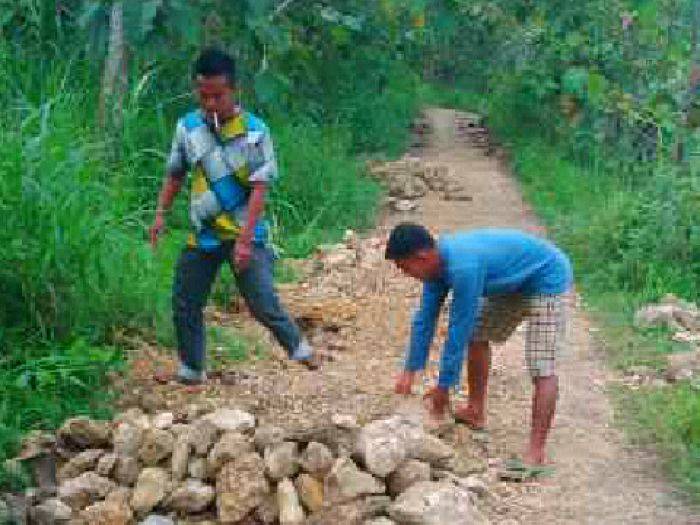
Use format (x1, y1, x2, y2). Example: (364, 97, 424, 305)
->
(395, 370, 416, 395)
(234, 236, 253, 271)
(423, 386, 450, 420)
(149, 213, 165, 248)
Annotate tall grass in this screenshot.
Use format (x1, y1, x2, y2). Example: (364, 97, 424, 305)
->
(0, 40, 415, 486)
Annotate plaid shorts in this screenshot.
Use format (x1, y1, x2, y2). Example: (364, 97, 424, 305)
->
(472, 293, 570, 377)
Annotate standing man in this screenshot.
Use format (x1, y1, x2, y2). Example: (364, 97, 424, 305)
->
(150, 48, 317, 385)
(386, 223, 573, 469)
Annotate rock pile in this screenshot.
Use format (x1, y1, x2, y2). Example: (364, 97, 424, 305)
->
(454, 112, 490, 150)
(367, 155, 471, 214)
(633, 294, 700, 384)
(5, 410, 489, 525)
(634, 294, 700, 333)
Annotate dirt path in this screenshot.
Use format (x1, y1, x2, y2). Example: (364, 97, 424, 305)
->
(132, 108, 700, 524)
(405, 108, 700, 524)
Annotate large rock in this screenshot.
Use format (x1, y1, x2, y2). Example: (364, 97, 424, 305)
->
(364, 519, 396, 525)
(201, 409, 255, 433)
(254, 425, 286, 452)
(114, 455, 140, 486)
(256, 494, 280, 525)
(409, 435, 454, 468)
(139, 516, 175, 525)
(324, 457, 385, 504)
(277, 478, 305, 525)
(388, 481, 486, 525)
(295, 473, 324, 513)
(113, 422, 144, 457)
(139, 428, 175, 466)
(57, 449, 105, 482)
(264, 442, 300, 480)
(57, 418, 110, 450)
(208, 432, 253, 474)
(387, 460, 431, 496)
(171, 435, 191, 481)
(166, 479, 215, 514)
(29, 498, 73, 524)
(96, 452, 118, 477)
(131, 467, 171, 516)
(306, 496, 391, 525)
(188, 457, 208, 480)
(114, 407, 151, 429)
(354, 418, 408, 477)
(79, 489, 133, 525)
(191, 421, 219, 456)
(216, 453, 270, 523)
(300, 442, 334, 479)
(152, 412, 174, 430)
(58, 471, 115, 510)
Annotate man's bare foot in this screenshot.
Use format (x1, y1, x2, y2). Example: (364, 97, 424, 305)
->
(453, 402, 486, 430)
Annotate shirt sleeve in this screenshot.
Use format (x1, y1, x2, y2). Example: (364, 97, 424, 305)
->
(166, 121, 188, 177)
(248, 126, 278, 184)
(437, 264, 486, 389)
(404, 280, 448, 372)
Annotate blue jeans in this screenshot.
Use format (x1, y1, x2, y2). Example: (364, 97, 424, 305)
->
(172, 242, 302, 372)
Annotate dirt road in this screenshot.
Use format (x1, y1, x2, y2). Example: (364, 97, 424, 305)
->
(134, 107, 699, 524)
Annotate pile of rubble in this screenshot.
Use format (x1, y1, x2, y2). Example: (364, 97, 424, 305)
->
(453, 112, 490, 150)
(4, 409, 489, 525)
(629, 294, 700, 385)
(366, 156, 471, 214)
(283, 230, 406, 301)
(634, 294, 700, 335)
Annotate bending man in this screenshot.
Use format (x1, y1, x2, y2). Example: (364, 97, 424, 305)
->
(387, 223, 572, 466)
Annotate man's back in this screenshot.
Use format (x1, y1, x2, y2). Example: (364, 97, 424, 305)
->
(439, 229, 573, 296)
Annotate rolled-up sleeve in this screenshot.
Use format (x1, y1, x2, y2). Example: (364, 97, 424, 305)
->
(405, 280, 448, 372)
(437, 265, 485, 389)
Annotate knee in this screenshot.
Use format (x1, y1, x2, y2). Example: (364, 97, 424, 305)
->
(245, 292, 284, 323)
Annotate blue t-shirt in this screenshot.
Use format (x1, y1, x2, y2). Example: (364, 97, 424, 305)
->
(405, 229, 573, 388)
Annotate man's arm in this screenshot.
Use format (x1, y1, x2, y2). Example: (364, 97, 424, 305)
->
(406, 280, 448, 372)
(151, 121, 188, 247)
(437, 266, 485, 390)
(233, 181, 267, 269)
(234, 123, 278, 269)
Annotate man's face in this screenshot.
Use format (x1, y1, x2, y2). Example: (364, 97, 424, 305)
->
(195, 74, 236, 123)
(394, 250, 441, 281)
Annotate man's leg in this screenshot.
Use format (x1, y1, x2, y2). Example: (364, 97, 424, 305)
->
(525, 375, 558, 465)
(522, 293, 565, 465)
(172, 245, 225, 380)
(454, 341, 490, 429)
(233, 244, 308, 360)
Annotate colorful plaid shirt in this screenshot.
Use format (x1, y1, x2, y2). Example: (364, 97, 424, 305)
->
(166, 107, 278, 250)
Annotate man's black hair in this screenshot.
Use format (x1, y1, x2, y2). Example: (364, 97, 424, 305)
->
(385, 223, 435, 260)
(193, 48, 236, 86)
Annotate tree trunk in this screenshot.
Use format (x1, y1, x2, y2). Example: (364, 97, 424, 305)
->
(99, 1, 126, 132)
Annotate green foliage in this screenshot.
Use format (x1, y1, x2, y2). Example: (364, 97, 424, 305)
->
(0, 0, 423, 490)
